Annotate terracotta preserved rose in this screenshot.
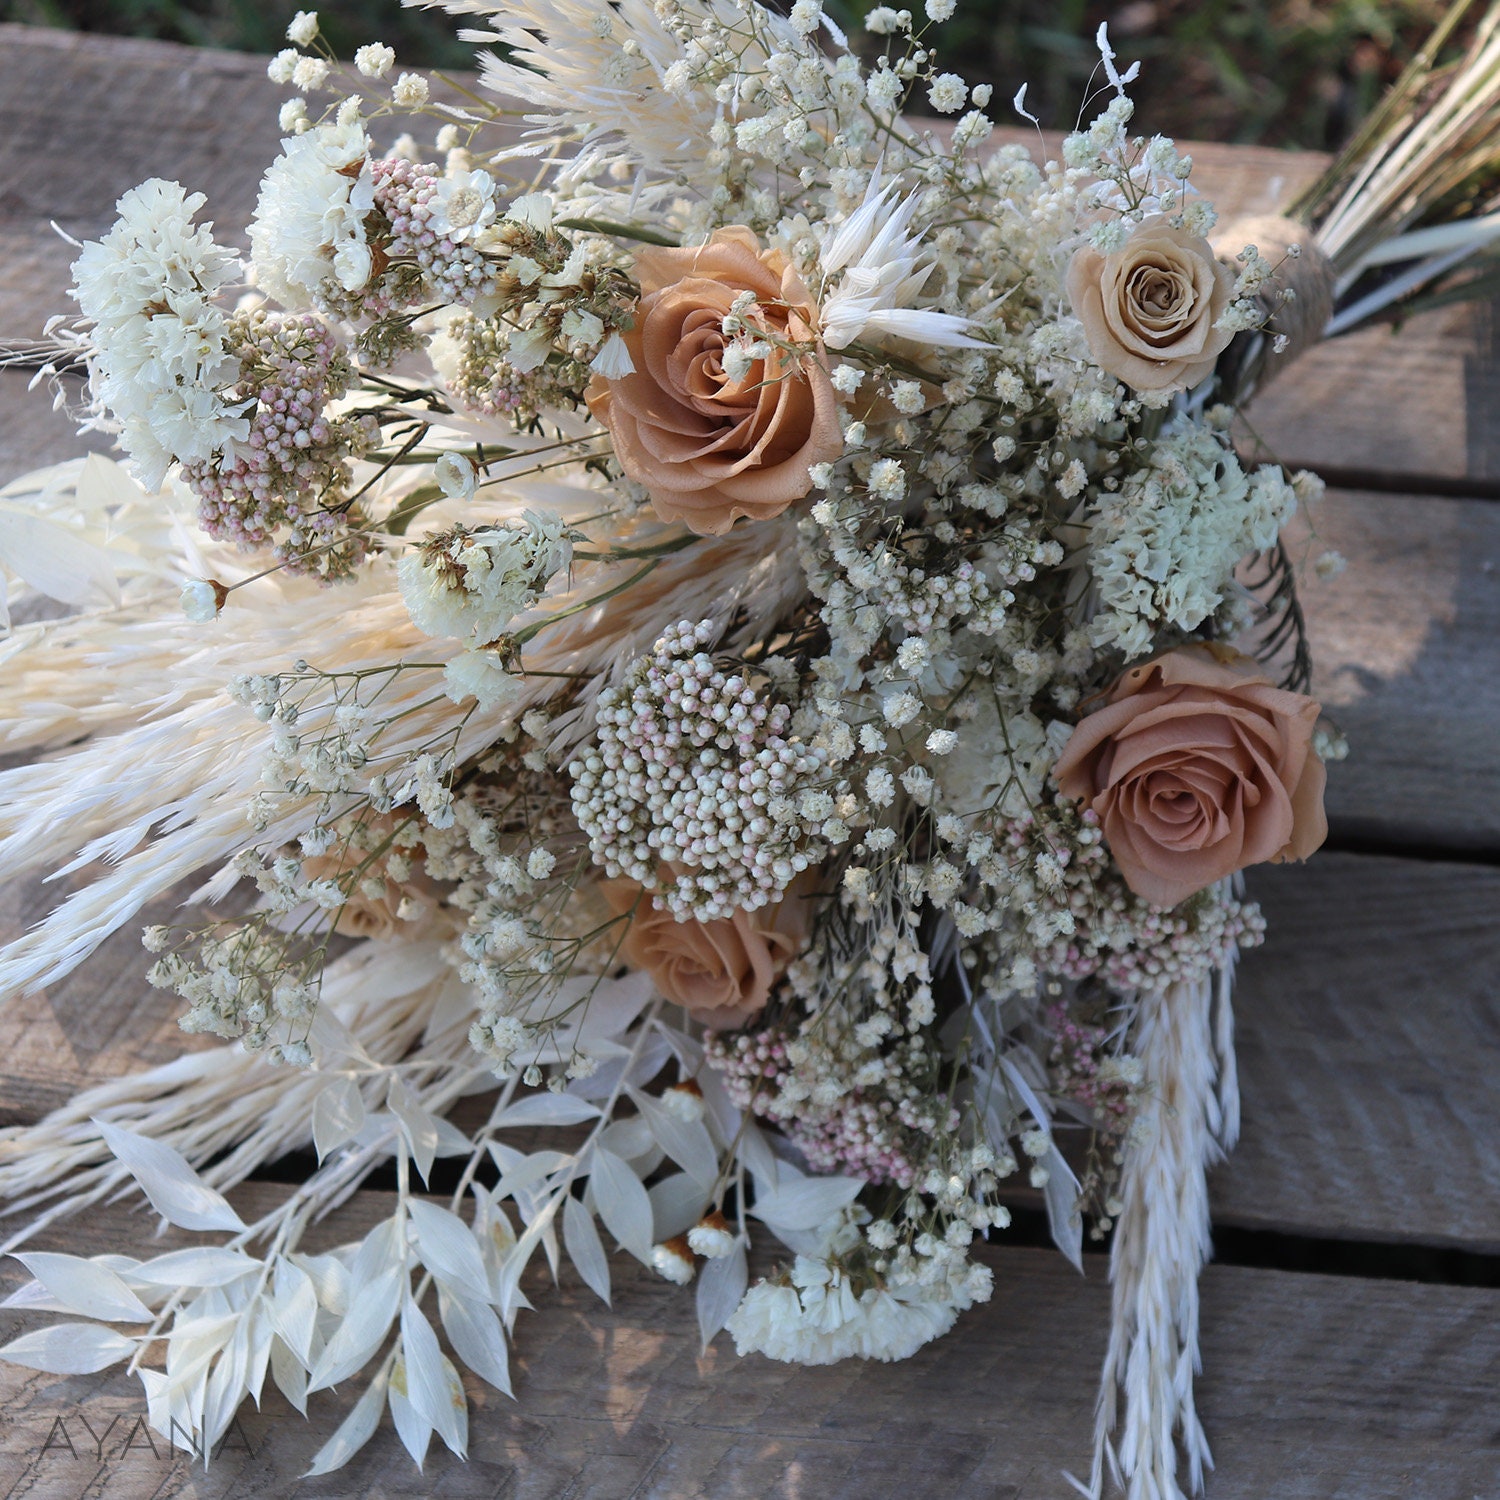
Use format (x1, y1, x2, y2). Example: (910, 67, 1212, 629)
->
(601, 878, 809, 1030)
(586, 226, 842, 536)
(1054, 645, 1327, 907)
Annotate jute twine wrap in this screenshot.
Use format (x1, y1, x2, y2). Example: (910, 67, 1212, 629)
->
(1213, 214, 1335, 369)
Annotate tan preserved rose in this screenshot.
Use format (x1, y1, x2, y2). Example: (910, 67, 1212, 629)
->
(1053, 645, 1327, 908)
(1066, 217, 1236, 393)
(586, 226, 842, 536)
(601, 878, 809, 1031)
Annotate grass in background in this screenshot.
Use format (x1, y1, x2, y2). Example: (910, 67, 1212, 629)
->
(0, 0, 1454, 150)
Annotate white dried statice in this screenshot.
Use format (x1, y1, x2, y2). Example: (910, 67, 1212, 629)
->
(70, 179, 250, 490)
(1087, 425, 1300, 658)
(248, 121, 375, 310)
(726, 1251, 991, 1364)
(429, 168, 500, 243)
(569, 620, 833, 921)
(443, 649, 521, 710)
(398, 513, 572, 643)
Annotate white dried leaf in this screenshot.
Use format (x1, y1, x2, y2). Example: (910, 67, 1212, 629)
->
(407, 1200, 491, 1303)
(387, 1366, 433, 1470)
(270, 1335, 309, 1415)
(492, 1193, 562, 1327)
(304, 1366, 390, 1477)
(589, 1148, 654, 1262)
(130, 1248, 260, 1289)
(13, 1252, 154, 1322)
(270, 1259, 319, 1365)
(648, 1172, 711, 1242)
(695, 1238, 748, 1352)
(490, 1147, 572, 1203)
(307, 1266, 402, 1392)
(388, 1077, 441, 1183)
(0, 1322, 136, 1374)
(573, 970, 655, 1039)
(437, 1284, 512, 1396)
(562, 1194, 611, 1306)
(290, 1251, 350, 1316)
(202, 1321, 250, 1451)
(1042, 1142, 1085, 1272)
(748, 1174, 864, 1233)
(94, 1119, 245, 1233)
(493, 1093, 602, 1129)
(738, 1124, 781, 1189)
(631, 1087, 719, 1190)
(0, 508, 120, 609)
(401, 1295, 465, 1457)
(313, 1076, 367, 1160)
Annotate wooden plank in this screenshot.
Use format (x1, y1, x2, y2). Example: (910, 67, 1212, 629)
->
(1292, 486, 1500, 851)
(0, 872, 204, 1128)
(0, 26, 287, 333)
(0, 1184, 1492, 1498)
(0, 370, 112, 478)
(1218, 853, 1500, 1253)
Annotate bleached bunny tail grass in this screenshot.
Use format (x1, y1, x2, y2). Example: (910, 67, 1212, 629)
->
(0, 463, 802, 1003)
(0, 939, 482, 1248)
(1083, 940, 1240, 1500)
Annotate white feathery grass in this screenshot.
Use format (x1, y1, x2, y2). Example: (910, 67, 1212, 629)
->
(0, 424, 805, 1000)
(410, 0, 795, 176)
(0, 938, 481, 1249)
(1084, 943, 1239, 1500)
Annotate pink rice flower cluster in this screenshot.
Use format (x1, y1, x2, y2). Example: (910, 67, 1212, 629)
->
(1044, 998, 1140, 1128)
(706, 1027, 958, 1190)
(571, 619, 830, 922)
(1002, 808, 1267, 993)
(367, 158, 493, 311)
(183, 310, 378, 579)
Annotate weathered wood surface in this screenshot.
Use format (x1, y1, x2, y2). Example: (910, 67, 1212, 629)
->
(1, 24, 1498, 1500)
(1221, 854, 1500, 1251)
(0, 1187, 1494, 1500)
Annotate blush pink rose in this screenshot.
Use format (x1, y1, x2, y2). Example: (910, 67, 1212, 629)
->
(1066, 217, 1236, 393)
(1053, 645, 1327, 908)
(585, 226, 843, 536)
(602, 879, 809, 1031)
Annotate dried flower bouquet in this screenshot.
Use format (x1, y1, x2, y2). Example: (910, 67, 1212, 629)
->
(2, 2, 1498, 1494)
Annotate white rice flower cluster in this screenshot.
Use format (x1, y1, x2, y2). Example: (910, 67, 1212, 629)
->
(398, 514, 573, 644)
(1088, 425, 1301, 659)
(70, 179, 250, 490)
(248, 121, 376, 311)
(570, 620, 836, 921)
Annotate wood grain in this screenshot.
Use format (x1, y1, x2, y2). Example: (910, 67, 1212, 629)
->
(0, 1184, 1493, 1499)
(1290, 487, 1500, 851)
(1219, 853, 1500, 1253)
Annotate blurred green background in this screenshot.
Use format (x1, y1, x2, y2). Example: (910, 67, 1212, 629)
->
(0, 0, 1451, 150)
